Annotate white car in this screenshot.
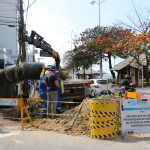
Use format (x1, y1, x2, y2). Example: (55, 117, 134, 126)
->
(85, 86, 96, 98)
(90, 79, 115, 95)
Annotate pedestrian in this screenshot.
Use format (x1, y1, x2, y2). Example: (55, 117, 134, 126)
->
(39, 66, 49, 118)
(55, 71, 64, 114)
(44, 65, 59, 119)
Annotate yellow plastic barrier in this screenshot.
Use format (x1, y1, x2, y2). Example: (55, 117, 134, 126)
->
(123, 91, 141, 99)
(90, 99, 118, 139)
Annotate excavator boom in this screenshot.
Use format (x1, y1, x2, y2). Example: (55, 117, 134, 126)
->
(21, 30, 60, 69)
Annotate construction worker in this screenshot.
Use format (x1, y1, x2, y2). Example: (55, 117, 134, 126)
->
(55, 71, 64, 114)
(39, 66, 48, 118)
(44, 65, 59, 119)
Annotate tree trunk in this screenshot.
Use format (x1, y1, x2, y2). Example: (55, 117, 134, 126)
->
(145, 58, 150, 85)
(108, 53, 115, 79)
(83, 68, 86, 79)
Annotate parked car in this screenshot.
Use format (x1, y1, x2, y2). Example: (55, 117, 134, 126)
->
(85, 86, 96, 98)
(90, 79, 115, 95)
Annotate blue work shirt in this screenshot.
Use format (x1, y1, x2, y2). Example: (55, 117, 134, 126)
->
(39, 77, 47, 93)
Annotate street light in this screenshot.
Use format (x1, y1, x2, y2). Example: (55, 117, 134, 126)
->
(90, 0, 106, 78)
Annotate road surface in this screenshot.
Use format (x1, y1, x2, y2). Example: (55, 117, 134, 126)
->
(1, 128, 150, 150)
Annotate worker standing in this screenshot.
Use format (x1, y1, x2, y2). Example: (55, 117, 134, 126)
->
(55, 71, 64, 114)
(44, 65, 59, 119)
(39, 66, 48, 118)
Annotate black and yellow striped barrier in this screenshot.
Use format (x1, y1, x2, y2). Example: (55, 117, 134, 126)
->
(90, 99, 119, 139)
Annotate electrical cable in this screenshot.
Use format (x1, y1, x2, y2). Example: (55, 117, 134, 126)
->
(24, 0, 38, 12)
(25, 0, 30, 25)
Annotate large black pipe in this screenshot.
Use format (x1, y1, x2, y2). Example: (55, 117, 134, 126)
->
(0, 62, 44, 98)
(0, 62, 44, 86)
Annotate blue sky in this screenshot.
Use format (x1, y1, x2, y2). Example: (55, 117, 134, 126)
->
(25, 0, 150, 73)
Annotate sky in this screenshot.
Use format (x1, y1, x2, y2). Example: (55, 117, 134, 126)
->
(24, 0, 150, 74)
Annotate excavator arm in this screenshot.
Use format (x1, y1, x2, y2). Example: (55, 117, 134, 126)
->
(21, 30, 60, 69)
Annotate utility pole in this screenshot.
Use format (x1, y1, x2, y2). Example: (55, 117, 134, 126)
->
(19, 0, 26, 62)
(91, 0, 106, 79)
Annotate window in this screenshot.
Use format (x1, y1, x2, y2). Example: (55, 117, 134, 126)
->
(0, 59, 4, 69)
(97, 80, 107, 84)
(90, 80, 94, 84)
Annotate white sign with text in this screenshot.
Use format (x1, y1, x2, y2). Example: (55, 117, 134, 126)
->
(0, 99, 18, 106)
(120, 98, 150, 135)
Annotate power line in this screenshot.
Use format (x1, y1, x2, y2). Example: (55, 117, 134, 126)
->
(25, 0, 30, 24)
(24, 0, 38, 12)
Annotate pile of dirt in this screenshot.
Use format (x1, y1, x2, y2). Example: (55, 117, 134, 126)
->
(3, 94, 42, 120)
(34, 95, 120, 137)
(3, 94, 120, 137)
(34, 98, 90, 136)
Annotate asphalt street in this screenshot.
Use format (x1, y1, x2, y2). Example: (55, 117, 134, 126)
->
(1, 129, 150, 150)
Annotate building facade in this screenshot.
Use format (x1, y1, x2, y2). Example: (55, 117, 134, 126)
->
(0, 0, 19, 68)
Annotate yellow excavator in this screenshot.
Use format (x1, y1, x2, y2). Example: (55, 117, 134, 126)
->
(22, 30, 61, 69)
(0, 30, 92, 100)
(0, 30, 62, 98)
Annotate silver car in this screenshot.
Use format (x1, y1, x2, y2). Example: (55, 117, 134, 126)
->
(90, 79, 115, 95)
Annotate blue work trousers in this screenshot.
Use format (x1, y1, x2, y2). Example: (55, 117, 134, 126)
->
(56, 96, 62, 114)
(40, 91, 47, 118)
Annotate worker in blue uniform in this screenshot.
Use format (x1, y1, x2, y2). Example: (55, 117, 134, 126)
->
(55, 71, 64, 114)
(39, 66, 49, 118)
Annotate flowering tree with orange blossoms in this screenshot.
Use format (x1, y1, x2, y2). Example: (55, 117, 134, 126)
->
(74, 26, 150, 80)
(112, 32, 150, 83)
(73, 26, 138, 79)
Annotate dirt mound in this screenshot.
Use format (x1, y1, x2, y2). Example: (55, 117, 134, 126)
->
(34, 95, 120, 137)
(3, 95, 120, 137)
(34, 98, 90, 136)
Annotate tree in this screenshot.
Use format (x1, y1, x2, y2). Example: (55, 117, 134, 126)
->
(63, 46, 99, 78)
(117, 0, 150, 84)
(73, 26, 136, 79)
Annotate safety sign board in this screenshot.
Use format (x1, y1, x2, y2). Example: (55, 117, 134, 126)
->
(120, 98, 150, 135)
(0, 99, 18, 106)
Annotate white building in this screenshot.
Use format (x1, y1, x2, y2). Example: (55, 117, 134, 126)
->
(0, 0, 19, 67)
(0, 0, 34, 69)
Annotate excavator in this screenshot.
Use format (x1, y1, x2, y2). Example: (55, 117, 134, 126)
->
(0, 30, 61, 98)
(0, 30, 93, 100)
(22, 30, 60, 70)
